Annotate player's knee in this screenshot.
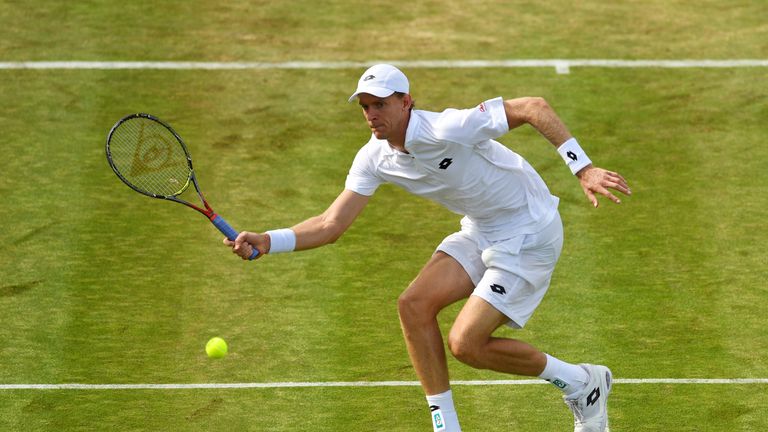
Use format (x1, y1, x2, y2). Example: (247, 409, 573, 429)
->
(397, 291, 423, 322)
(447, 328, 483, 367)
(397, 288, 437, 324)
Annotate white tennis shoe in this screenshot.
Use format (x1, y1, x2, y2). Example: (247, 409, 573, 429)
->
(564, 364, 612, 432)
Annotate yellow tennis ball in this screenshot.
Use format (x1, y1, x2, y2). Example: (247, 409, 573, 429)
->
(205, 337, 228, 359)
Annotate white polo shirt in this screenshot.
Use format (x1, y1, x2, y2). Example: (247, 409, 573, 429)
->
(345, 97, 559, 241)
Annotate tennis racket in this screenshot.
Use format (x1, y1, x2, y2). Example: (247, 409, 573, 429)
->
(105, 113, 258, 260)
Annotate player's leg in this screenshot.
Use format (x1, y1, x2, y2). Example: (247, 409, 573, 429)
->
(399, 251, 475, 394)
(449, 295, 611, 431)
(450, 292, 590, 385)
(398, 250, 476, 432)
(448, 294, 547, 375)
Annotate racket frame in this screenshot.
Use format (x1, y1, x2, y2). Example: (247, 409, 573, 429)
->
(106, 113, 257, 258)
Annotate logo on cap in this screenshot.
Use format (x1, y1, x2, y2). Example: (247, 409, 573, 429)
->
(363, 75, 376, 81)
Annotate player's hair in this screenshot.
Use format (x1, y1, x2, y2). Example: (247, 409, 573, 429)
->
(394, 92, 415, 110)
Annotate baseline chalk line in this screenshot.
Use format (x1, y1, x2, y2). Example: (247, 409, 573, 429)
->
(0, 59, 767, 75)
(2, 378, 767, 390)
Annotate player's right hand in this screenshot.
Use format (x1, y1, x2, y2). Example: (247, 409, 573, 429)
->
(224, 231, 269, 260)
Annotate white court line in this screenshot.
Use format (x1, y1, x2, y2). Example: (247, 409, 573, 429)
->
(1, 378, 767, 390)
(0, 59, 767, 75)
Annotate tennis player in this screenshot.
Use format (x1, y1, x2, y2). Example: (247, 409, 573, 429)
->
(227, 64, 630, 432)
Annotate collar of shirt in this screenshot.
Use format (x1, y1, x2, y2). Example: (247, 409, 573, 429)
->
(402, 109, 422, 155)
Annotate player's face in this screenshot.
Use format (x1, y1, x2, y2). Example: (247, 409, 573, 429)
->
(358, 93, 411, 140)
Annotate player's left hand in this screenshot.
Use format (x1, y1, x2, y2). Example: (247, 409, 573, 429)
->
(576, 165, 631, 207)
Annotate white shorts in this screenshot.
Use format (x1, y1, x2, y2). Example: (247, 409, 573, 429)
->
(436, 213, 563, 329)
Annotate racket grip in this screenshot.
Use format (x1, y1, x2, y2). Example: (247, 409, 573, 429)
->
(211, 214, 259, 260)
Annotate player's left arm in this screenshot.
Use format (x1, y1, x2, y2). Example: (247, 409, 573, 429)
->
(503, 97, 631, 207)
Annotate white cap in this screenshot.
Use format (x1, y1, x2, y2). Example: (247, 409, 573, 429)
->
(348, 64, 409, 102)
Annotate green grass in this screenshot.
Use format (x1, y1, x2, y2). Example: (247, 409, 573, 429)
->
(2, 1, 768, 431)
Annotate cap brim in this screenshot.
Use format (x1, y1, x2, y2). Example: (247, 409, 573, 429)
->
(347, 86, 396, 103)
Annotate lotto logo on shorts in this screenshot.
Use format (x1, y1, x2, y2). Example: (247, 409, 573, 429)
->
(490, 284, 506, 295)
(478, 102, 486, 112)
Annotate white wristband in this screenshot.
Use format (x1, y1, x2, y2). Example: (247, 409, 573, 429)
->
(266, 228, 296, 254)
(557, 138, 592, 175)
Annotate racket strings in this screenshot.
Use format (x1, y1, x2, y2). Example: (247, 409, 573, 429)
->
(109, 118, 192, 197)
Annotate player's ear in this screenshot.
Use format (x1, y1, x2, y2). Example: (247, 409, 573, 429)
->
(402, 94, 413, 111)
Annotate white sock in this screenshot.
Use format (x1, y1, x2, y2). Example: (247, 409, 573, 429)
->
(426, 389, 461, 432)
(538, 354, 590, 396)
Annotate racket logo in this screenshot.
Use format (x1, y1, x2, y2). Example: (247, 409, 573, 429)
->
(124, 122, 189, 195)
(130, 123, 174, 174)
(137, 139, 170, 168)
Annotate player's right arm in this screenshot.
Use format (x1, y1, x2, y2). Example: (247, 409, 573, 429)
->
(226, 189, 370, 259)
(291, 189, 370, 250)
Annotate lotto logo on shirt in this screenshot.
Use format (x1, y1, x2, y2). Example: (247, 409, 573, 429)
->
(478, 102, 486, 112)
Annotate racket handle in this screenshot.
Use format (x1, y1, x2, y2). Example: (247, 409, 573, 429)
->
(211, 214, 259, 260)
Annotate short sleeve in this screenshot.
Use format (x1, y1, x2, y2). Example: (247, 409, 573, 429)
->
(344, 143, 382, 196)
(433, 97, 510, 146)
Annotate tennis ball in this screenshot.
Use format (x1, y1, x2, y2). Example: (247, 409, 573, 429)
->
(205, 337, 228, 359)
